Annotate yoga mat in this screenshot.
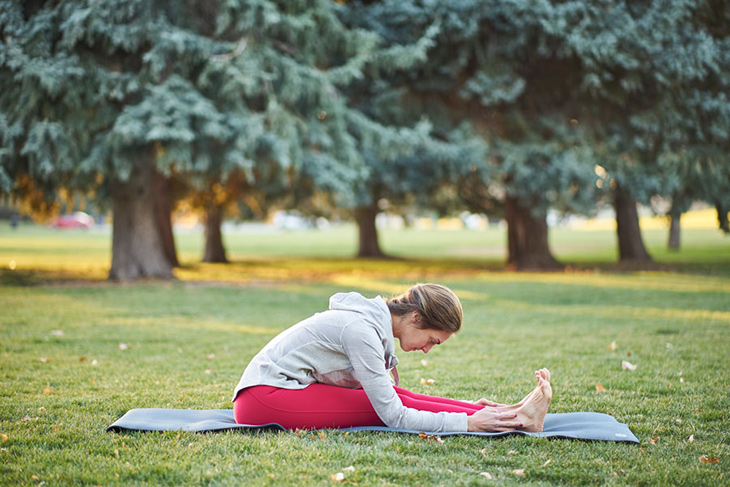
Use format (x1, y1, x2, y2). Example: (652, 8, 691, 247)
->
(107, 409, 639, 443)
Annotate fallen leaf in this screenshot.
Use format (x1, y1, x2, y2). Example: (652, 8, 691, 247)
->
(343, 466, 355, 473)
(627, 351, 632, 357)
(0, 433, 7, 441)
(40, 357, 50, 363)
(114, 449, 119, 458)
(689, 435, 695, 443)
(318, 432, 326, 441)
(479, 472, 493, 479)
(541, 459, 552, 467)
(420, 378, 436, 386)
(79, 356, 87, 362)
(676, 419, 683, 424)
(330, 472, 345, 482)
(648, 436, 659, 445)
(699, 456, 719, 464)
(118, 343, 130, 350)
(508, 450, 517, 455)
(38, 407, 46, 412)
(480, 448, 487, 457)
(608, 340, 618, 351)
(512, 469, 526, 476)
(418, 432, 444, 443)
(42, 387, 53, 395)
(621, 360, 637, 371)
(595, 383, 607, 393)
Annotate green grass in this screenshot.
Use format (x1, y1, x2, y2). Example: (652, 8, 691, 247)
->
(1, 224, 729, 485)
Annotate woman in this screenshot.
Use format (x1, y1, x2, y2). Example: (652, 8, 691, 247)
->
(232, 283, 552, 433)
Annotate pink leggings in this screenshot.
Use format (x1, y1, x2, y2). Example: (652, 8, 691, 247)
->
(233, 384, 483, 430)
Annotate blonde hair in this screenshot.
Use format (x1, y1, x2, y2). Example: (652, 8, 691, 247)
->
(386, 283, 462, 333)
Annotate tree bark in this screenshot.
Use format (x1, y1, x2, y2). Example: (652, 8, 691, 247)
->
(153, 171, 179, 267)
(109, 154, 174, 281)
(614, 186, 652, 263)
(668, 213, 681, 250)
(202, 204, 228, 263)
(504, 196, 562, 270)
(355, 206, 386, 258)
(717, 202, 729, 233)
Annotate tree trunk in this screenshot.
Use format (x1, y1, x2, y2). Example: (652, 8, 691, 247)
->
(109, 155, 174, 281)
(717, 202, 729, 233)
(614, 186, 652, 263)
(202, 204, 228, 263)
(668, 213, 681, 250)
(504, 196, 562, 270)
(153, 171, 179, 267)
(355, 206, 386, 258)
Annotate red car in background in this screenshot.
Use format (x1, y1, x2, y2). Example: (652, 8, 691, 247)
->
(49, 211, 94, 229)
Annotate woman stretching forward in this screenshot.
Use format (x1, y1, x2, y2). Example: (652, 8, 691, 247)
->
(232, 283, 552, 433)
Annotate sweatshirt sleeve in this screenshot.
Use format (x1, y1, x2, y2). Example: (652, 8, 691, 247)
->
(341, 322, 468, 433)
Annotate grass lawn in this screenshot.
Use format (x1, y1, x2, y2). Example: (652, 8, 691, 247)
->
(0, 223, 729, 485)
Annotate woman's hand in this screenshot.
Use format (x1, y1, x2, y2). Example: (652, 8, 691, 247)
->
(467, 408, 522, 432)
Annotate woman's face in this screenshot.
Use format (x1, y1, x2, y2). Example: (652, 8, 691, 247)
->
(396, 313, 453, 353)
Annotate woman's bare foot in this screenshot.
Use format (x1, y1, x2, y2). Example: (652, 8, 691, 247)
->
(513, 374, 552, 432)
(475, 368, 551, 411)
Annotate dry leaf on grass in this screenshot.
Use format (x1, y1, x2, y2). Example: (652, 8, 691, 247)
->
(595, 383, 607, 393)
(648, 436, 659, 445)
(479, 472, 493, 479)
(699, 456, 719, 464)
(608, 340, 618, 351)
(39, 357, 50, 363)
(541, 459, 552, 467)
(420, 378, 436, 386)
(0, 433, 8, 441)
(512, 469, 526, 476)
(689, 435, 695, 443)
(42, 387, 53, 395)
(418, 432, 444, 444)
(621, 360, 637, 371)
(330, 472, 345, 482)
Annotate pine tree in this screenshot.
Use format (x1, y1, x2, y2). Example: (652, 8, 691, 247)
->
(0, 0, 395, 277)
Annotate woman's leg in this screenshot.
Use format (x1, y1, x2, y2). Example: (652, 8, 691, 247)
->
(394, 386, 484, 413)
(233, 384, 485, 429)
(234, 384, 385, 429)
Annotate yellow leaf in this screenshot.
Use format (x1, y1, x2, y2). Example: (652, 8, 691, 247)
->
(648, 436, 659, 445)
(42, 387, 53, 395)
(420, 378, 435, 386)
(595, 383, 607, 393)
(0, 433, 8, 441)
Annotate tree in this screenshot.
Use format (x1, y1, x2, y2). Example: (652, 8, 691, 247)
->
(0, 0, 393, 278)
(341, 1, 601, 269)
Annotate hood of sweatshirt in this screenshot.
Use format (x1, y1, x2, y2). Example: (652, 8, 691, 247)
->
(328, 291, 398, 369)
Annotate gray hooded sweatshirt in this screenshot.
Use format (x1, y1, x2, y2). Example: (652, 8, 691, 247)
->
(232, 292, 468, 432)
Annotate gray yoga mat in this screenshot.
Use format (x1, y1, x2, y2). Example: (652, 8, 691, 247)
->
(107, 409, 639, 443)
